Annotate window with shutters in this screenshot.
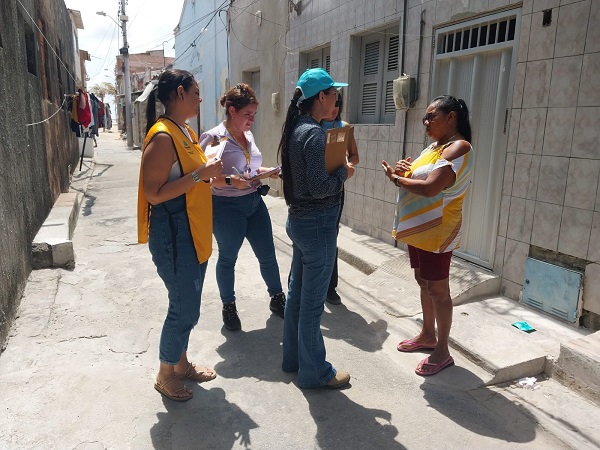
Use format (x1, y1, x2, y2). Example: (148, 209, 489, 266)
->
(357, 26, 399, 124)
(302, 46, 331, 74)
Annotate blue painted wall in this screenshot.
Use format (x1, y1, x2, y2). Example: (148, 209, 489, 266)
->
(174, 0, 229, 135)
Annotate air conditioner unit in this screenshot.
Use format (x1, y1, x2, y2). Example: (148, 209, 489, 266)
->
(393, 75, 416, 109)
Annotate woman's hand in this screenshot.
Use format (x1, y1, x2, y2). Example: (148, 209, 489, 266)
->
(381, 160, 396, 181)
(231, 175, 252, 189)
(196, 158, 223, 180)
(345, 162, 355, 179)
(394, 157, 411, 176)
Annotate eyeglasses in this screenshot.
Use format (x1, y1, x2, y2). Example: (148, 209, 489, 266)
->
(422, 112, 438, 125)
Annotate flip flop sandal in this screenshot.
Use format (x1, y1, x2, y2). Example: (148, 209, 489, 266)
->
(154, 376, 193, 402)
(397, 339, 436, 353)
(181, 362, 217, 383)
(415, 356, 455, 376)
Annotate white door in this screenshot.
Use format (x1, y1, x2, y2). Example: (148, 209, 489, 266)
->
(431, 10, 521, 268)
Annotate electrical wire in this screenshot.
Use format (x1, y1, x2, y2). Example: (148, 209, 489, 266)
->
(171, 1, 229, 66)
(132, 0, 229, 55)
(26, 96, 68, 127)
(87, 24, 119, 81)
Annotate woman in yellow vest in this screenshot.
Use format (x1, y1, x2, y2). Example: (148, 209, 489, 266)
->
(138, 69, 223, 402)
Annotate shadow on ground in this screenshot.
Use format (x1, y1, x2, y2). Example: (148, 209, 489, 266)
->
(302, 389, 406, 450)
(150, 387, 258, 449)
(421, 365, 538, 444)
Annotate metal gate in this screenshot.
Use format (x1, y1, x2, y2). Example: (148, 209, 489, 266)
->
(431, 9, 521, 268)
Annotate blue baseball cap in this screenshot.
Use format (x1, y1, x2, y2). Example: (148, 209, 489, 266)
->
(296, 68, 348, 103)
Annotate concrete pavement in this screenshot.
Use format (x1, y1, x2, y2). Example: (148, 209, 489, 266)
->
(1, 131, 599, 449)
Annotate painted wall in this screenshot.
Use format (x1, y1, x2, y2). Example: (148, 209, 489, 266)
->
(496, 0, 600, 325)
(174, 0, 230, 136)
(226, 0, 289, 194)
(0, 0, 79, 349)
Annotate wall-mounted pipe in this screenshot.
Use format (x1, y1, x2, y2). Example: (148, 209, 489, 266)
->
(414, 10, 426, 104)
(400, 0, 408, 161)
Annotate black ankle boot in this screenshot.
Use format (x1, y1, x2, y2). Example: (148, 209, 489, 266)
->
(269, 293, 286, 318)
(222, 302, 241, 331)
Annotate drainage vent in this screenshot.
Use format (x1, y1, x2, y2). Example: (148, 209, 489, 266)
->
(522, 258, 582, 323)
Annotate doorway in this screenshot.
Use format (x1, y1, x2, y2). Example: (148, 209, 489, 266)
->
(431, 9, 521, 268)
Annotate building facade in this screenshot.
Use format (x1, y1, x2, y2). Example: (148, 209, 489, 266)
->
(115, 49, 174, 133)
(225, 0, 600, 328)
(174, 0, 230, 136)
(0, 0, 81, 347)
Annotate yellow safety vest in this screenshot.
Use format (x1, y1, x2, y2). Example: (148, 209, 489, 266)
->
(137, 117, 212, 263)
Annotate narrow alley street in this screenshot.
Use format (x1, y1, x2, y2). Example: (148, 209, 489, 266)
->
(0, 132, 596, 449)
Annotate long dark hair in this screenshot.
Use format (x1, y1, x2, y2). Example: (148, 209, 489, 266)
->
(145, 69, 195, 134)
(277, 87, 334, 204)
(334, 90, 343, 121)
(432, 95, 472, 143)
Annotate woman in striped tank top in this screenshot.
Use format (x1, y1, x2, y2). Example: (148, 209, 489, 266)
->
(382, 95, 473, 376)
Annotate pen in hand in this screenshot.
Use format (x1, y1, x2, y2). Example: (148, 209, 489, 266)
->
(231, 166, 252, 186)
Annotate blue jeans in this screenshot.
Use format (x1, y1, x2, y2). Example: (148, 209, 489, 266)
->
(148, 195, 208, 365)
(212, 191, 283, 304)
(282, 204, 340, 388)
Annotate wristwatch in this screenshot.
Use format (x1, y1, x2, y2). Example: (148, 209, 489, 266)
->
(191, 171, 201, 183)
(225, 175, 232, 185)
(394, 176, 400, 187)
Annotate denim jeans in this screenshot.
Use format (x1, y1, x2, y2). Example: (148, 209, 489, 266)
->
(212, 191, 283, 304)
(328, 189, 344, 293)
(148, 195, 208, 365)
(282, 204, 340, 388)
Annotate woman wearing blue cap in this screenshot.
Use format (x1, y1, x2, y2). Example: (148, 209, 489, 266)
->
(277, 68, 355, 389)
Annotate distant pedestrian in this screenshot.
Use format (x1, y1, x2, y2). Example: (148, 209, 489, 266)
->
(278, 68, 354, 389)
(381, 95, 473, 376)
(105, 103, 113, 131)
(320, 89, 359, 305)
(199, 83, 285, 331)
(137, 69, 223, 402)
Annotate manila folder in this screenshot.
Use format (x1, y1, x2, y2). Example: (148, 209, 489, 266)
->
(325, 126, 353, 174)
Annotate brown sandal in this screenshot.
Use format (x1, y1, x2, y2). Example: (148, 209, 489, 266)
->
(180, 362, 217, 383)
(154, 376, 193, 402)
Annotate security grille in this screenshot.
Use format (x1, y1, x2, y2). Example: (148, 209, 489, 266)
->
(437, 15, 516, 55)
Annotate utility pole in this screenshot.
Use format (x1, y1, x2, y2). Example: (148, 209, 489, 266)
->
(120, 0, 133, 149)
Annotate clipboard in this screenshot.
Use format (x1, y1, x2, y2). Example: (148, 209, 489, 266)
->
(325, 126, 353, 173)
(204, 136, 228, 160)
(246, 166, 281, 181)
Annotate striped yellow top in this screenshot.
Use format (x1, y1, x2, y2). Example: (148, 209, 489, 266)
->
(392, 141, 473, 253)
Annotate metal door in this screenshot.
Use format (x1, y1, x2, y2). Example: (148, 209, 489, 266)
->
(431, 10, 521, 268)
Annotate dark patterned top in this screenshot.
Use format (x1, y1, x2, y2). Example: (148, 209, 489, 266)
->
(286, 115, 347, 216)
